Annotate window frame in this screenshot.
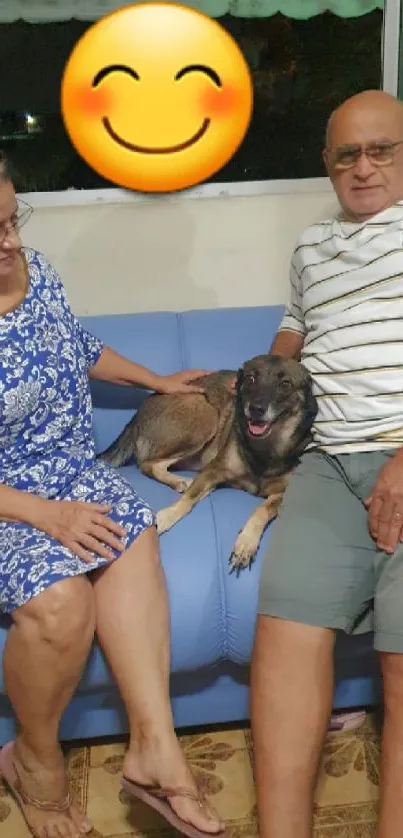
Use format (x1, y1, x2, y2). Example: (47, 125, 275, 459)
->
(17, 0, 399, 206)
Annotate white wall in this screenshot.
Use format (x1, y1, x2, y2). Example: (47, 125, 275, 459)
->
(20, 182, 338, 316)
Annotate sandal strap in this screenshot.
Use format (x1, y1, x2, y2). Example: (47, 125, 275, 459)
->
(146, 784, 205, 806)
(12, 761, 73, 812)
(17, 785, 73, 812)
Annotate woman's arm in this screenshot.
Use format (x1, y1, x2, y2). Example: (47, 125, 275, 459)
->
(0, 485, 127, 562)
(89, 346, 208, 394)
(88, 346, 162, 390)
(0, 484, 46, 526)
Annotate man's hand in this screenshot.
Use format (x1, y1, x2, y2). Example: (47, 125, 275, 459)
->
(33, 499, 127, 563)
(155, 370, 210, 395)
(364, 451, 403, 554)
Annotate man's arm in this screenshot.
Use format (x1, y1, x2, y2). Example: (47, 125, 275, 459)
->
(270, 329, 304, 360)
(270, 259, 305, 359)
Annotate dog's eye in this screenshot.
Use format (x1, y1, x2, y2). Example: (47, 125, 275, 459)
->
(245, 373, 256, 384)
(280, 378, 292, 390)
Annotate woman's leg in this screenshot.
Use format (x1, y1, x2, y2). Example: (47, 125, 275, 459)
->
(2, 576, 95, 838)
(92, 526, 224, 835)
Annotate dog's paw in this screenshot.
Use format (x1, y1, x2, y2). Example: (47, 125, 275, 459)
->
(229, 530, 259, 576)
(156, 505, 181, 534)
(175, 477, 193, 494)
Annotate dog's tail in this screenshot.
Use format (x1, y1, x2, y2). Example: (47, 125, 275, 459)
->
(98, 419, 139, 468)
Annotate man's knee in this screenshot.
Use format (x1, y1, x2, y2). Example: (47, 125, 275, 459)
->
(13, 576, 96, 653)
(380, 651, 403, 706)
(253, 613, 335, 657)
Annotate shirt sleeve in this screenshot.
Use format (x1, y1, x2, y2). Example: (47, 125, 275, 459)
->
(47, 258, 104, 370)
(278, 260, 306, 336)
(74, 317, 104, 370)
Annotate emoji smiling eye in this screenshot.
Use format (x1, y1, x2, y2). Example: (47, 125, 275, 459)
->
(92, 64, 140, 87)
(175, 64, 222, 87)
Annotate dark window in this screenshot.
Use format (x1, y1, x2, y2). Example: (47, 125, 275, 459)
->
(0, 10, 382, 192)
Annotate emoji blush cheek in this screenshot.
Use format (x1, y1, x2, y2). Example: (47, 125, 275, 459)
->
(200, 85, 239, 118)
(70, 84, 112, 117)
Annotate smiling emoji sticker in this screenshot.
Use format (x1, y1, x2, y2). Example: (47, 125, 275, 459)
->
(61, 2, 253, 193)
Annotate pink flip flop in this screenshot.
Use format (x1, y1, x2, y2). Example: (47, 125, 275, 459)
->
(121, 776, 227, 838)
(329, 710, 367, 733)
(0, 741, 74, 838)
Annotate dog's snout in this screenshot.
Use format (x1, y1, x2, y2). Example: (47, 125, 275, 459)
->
(249, 402, 266, 420)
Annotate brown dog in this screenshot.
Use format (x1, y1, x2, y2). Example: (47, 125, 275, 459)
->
(100, 354, 317, 572)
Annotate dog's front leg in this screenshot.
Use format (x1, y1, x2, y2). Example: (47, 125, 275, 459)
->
(229, 491, 284, 575)
(156, 461, 228, 534)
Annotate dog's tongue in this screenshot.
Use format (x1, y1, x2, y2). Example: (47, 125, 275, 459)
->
(248, 421, 270, 436)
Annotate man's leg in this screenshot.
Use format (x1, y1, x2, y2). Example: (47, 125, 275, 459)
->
(92, 526, 223, 835)
(251, 451, 376, 838)
(373, 543, 403, 838)
(251, 618, 334, 838)
(3, 576, 95, 838)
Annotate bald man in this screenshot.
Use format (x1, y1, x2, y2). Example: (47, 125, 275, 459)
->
(251, 90, 403, 838)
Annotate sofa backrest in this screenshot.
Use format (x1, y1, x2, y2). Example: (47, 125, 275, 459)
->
(81, 305, 284, 454)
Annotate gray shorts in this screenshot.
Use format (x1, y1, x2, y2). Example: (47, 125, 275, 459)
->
(258, 449, 403, 653)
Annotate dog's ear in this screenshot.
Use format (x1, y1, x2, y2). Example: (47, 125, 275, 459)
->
(305, 377, 318, 421)
(303, 377, 318, 426)
(295, 376, 318, 442)
(235, 367, 244, 394)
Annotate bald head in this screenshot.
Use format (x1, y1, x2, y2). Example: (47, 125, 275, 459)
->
(325, 90, 403, 149)
(322, 89, 403, 221)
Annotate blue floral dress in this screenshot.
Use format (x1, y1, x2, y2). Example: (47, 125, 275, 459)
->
(0, 248, 154, 614)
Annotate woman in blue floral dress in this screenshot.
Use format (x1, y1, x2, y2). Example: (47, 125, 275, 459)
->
(0, 153, 225, 838)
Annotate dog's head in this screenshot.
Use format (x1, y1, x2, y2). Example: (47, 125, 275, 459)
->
(236, 354, 317, 448)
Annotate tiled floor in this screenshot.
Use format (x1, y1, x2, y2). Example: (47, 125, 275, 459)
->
(0, 714, 381, 837)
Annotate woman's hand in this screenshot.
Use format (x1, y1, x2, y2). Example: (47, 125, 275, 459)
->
(33, 499, 127, 563)
(155, 370, 210, 395)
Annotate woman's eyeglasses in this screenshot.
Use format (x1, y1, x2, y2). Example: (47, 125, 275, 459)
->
(0, 199, 33, 246)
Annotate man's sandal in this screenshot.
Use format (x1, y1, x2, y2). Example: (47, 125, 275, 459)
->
(121, 776, 227, 838)
(0, 741, 79, 838)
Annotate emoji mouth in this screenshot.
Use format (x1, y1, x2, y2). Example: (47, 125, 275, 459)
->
(102, 116, 210, 154)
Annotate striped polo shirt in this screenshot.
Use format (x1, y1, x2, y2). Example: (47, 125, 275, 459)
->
(279, 201, 403, 453)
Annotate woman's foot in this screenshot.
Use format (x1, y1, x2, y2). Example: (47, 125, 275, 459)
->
(123, 732, 225, 835)
(0, 739, 93, 838)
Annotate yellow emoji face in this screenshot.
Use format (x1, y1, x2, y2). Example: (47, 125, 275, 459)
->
(61, 2, 253, 193)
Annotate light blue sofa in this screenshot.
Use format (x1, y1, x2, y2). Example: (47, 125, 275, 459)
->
(0, 305, 381, 744)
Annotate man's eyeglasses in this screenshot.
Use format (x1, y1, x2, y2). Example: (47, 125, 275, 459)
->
(326, 140, 403, 171)
(0, 199, 33, 246)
